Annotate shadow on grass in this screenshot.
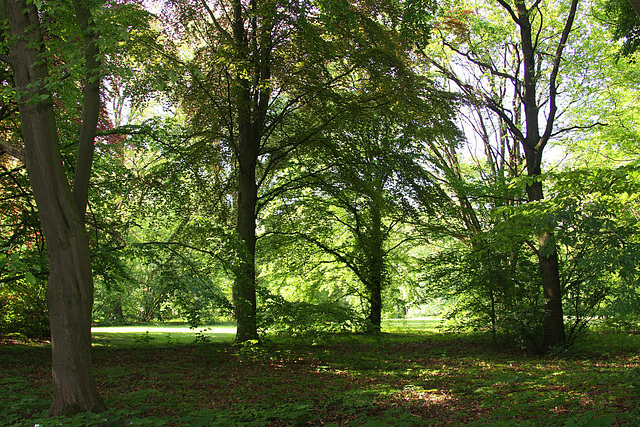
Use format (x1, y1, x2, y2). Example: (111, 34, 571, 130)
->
(2, 327, 640, 426)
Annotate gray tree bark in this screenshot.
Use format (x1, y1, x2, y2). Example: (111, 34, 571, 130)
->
(365, 200, 384, 333)
(0, 0, 103, 414)
(231, 0, 270, 343)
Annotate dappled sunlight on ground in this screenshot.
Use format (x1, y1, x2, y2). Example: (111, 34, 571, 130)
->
(4, 326, 640, 425)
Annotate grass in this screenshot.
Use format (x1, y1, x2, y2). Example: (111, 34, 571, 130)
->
(2, 321, 640, 426)
(91, 322, 237, 347)
(382, 317, 442, 332)
(89, 318, 439, 347)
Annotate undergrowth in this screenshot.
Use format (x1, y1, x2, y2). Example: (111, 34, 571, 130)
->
(2, 330, 640, 426)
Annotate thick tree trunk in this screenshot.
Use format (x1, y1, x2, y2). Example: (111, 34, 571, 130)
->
(516, 2, 566, 350)
(538, 231, 566, 349)
(367, 279, 383, 333)
(234, 144, 260, 342)
(232, 0, 260, 343)
(2, 0, 103, 414)
(46, 221, 103, 415)
(365, 200, 384, 333)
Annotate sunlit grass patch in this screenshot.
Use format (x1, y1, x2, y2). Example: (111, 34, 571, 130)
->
(382, 317, 442, 332)
(91, 322, 236, 346)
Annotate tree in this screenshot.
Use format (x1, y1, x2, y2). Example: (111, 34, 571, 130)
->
(264, 87, 456, 332)
(432, 0, 583, 349)
(160, 0, 415, 342)
(0, 0, 104, 415)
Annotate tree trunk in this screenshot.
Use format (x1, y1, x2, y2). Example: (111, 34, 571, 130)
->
(234, 142, 260, 342)
(526, 180, 566, 349)
(232, 0, 260, 343)
(2, 0, 103, 414)
(71, 0, 101, 216)
(46, 223, 103, 415)
(365, 199, 384, 333)
(367, 279, 383, 333)
(538, 231, 566, 349)
(516, 2, 566, 350)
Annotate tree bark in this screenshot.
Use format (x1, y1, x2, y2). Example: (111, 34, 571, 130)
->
(1, 0, 103, 414)
(628, 0, 640, 20)
(538, 230, 566, 349)
(367, 278, 383, 333)
(365, 198, 384, 333)
(234, 134, 260, 342)
(72, 0, 101, 217)
(232, 0, 260, 343)
(514, 1, 567, 350)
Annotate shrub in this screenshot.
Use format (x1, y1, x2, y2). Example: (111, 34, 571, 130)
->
(259, 291, 364, 338)
(0, 251, 49, 339)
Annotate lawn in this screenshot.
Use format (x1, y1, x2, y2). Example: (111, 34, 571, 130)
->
(2, 321, 640, 426)
(91, 322, 238, 346)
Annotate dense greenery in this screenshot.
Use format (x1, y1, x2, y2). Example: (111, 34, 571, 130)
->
(0, 0, 636, 341)
(1, 0, 640, 419)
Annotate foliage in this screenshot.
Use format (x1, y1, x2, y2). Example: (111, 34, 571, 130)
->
(92, 241, 234, 326)
(0, 250, 49, 338)
(425, 164, 640, 350)
(259, 290, 364, 338)
(549, 167, 640, 339)
(426, 235, 546, 351)
(413, 0, 640, 353)
(1, 0, 640, 392)
(0, 0, 158, 340)
(259, 87, 457, 331)
(604, 0, 640, 56)
(88, 116, 237, 326)
(0, 103, 46, 339)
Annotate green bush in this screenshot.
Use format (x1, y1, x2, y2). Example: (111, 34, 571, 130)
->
(427, 237, 547, 351)
(259, 291, 364, 338)
(0, 251, 49, 339)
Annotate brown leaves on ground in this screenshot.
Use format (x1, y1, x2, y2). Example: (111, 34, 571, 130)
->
(2, 333, 640, 425)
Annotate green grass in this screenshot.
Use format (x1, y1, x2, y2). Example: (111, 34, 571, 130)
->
(91, 322, 236, 347)
(88, 318, 438, 348)
(2, 322, 640, 426)
(381, 317, 442, 332)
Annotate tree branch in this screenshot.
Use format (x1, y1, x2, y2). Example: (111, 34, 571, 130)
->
(550, 122, 608, 138)
(443, 41, 519, 85)
(200, 0, 233, 43)
(496, 0, 521, 24)
(539, 0, 579, 150)
(71, 0, 102, 217)
(0, 138, 25, 163)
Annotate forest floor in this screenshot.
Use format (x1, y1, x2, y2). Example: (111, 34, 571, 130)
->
(1, 321, 640, 426)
